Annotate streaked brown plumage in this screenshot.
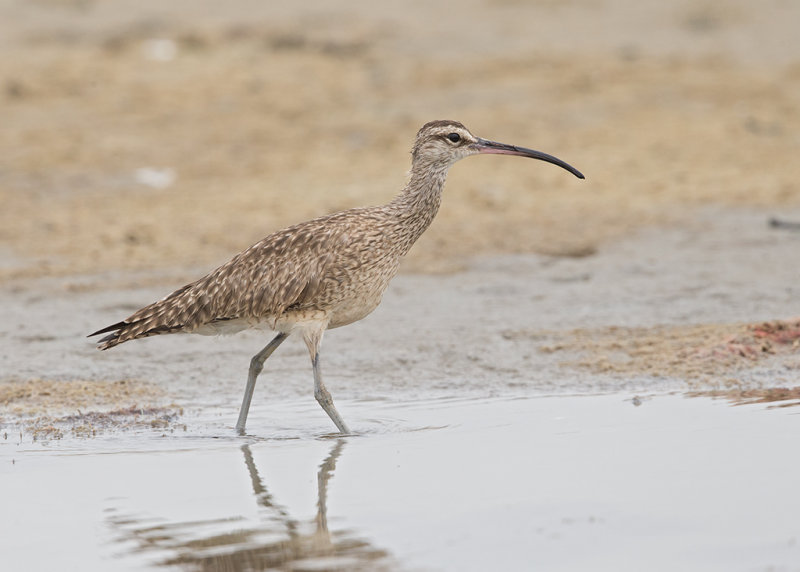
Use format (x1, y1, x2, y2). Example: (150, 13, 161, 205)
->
(89, 120, 584, 434)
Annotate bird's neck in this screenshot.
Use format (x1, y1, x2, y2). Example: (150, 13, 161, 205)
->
(387, 163, 450, 255)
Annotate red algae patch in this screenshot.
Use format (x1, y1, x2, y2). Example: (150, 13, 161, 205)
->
(750, 319, 800, 347)
(534, 318, 800, 385)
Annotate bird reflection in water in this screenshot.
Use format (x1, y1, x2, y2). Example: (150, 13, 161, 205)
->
(106, 440, 392, 571)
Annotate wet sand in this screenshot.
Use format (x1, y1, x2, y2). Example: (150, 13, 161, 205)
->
(2, 206, 798, 416)
(2, 1, 800, 570)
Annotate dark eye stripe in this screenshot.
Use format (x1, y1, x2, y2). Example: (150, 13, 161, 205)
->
(447, 133, 461, 143)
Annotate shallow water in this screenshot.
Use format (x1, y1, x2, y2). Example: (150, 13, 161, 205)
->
(2, 393, 799, 571)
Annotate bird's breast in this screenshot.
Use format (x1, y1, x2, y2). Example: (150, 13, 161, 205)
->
(321, 254, 401, 329)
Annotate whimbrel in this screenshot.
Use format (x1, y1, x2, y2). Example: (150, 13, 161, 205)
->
(89, 120, 584, 434)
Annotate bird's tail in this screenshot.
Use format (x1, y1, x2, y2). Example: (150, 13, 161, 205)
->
(88, 283, 196, 350)
(88, 321, 129, 350)
(88, 316, 185, 350)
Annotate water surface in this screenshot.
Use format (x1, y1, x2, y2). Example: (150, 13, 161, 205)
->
(2, 394, 799, 571)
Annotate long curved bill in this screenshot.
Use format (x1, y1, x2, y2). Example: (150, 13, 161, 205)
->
(474, 137, 585, 179)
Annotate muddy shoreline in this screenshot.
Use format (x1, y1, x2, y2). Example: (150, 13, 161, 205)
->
(2, 206, 798, 434)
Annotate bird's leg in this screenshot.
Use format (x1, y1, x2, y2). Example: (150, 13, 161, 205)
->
(236, 332, 289, 435)
(312, 353, 350, 433)
(303, 329, 350, 434)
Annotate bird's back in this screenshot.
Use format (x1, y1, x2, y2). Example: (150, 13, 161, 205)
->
(91, 205, 404, 349)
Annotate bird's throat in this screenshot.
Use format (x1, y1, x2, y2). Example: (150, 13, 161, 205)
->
(388, 166, 448, 256)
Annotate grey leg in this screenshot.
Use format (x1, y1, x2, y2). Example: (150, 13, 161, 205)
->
(312, 354, 350, 433)
(236, 332, 289, 435)
(303, 328, 350, 434)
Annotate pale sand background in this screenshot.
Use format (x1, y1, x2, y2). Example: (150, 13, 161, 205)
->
(1, 0, 799, 280)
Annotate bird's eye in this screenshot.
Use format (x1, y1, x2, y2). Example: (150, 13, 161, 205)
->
(446, 133, 461, 143)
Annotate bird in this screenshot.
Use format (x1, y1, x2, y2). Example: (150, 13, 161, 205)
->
(89, 120, 584, 435)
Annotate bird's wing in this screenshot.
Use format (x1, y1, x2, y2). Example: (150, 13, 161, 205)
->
(219, 226, 335, 322)
(90, 219, 343, 348)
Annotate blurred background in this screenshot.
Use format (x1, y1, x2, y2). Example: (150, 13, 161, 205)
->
(1, 0, 798, 281)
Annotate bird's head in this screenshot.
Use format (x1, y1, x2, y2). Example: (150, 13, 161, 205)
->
(411, 119, 584, 179)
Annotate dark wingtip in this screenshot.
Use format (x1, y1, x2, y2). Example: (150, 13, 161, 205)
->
(87, 321, 126, 338)
(96, 333, 119, 350)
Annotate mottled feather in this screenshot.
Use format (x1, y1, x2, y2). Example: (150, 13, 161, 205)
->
(90, 204, 410, 349)
(90, 120, 580, 352)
